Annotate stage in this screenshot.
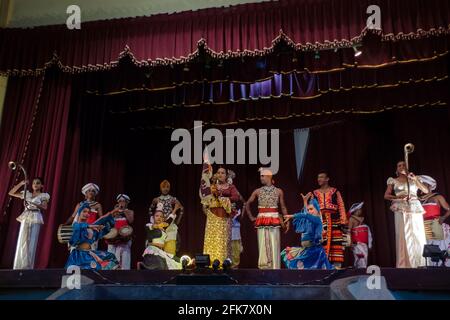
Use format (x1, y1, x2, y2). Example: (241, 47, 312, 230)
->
(1, 268, 449, 300)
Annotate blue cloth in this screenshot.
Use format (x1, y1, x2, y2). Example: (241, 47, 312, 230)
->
(65, 213, 119, 270)
(281, 203, 334, 270)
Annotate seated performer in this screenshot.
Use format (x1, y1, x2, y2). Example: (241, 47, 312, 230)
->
(149, 180, 184, 255)
(65, 202, 119, 270)
(347, 202, 372, 268)
(281, 193, 333, 270)
(105, 194, 134, 270)
(141, 203, 181, 270)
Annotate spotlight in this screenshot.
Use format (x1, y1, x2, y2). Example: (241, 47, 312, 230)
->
(314, 50, 320, 60)
(222, 258, 232, 272)
(217, 59, 224, 68)
(180, 255, 192, 271)
(256, 58, 266, 70)
(194, 254, 210, 269)
(183, 64, 190, 72)
(291, 56, 298, 63)
(212, 259, 220, 272)
(353, 46, 362, 57)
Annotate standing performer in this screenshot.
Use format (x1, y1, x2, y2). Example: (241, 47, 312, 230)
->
(384, 161, 428, 268)
(311, 171, 347, 268)
(200, 161, 241, 264)
(65, 202, 119, 270)
(419, 175, 450, 266)
(66, 183, 103, 250)
(149, 180, 184, 255)
(106, 194, 134, 270)
(9, 178, 50, 269)
(141, 203, 181, 270)
(245, 168, 289, 270)
(347, 202, 372, 268)
(281, 193, 333, 270)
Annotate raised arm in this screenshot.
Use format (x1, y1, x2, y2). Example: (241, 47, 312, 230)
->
(8, 180, 26, 199)
(66, 202, 80, 224)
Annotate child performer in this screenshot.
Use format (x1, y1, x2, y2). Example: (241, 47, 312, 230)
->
(348, 202, 373, 268)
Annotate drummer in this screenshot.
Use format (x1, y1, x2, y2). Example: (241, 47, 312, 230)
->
(348, 202, 372, 268)
(105, 194, 134, 270)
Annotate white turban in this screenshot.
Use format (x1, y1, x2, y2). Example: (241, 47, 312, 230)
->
(116, 194, 130, 202)
(349, 202, 364, 215)
(259, 167, 273, 176)
(419, 175, 437, 191)
(81, 183, 100, 196)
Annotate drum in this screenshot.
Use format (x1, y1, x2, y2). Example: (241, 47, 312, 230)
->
(424, 218, 444, 240)
(57, 224, 73, 244)
(118, 225, 133, 238)
(103, 227, 118, 239)
(351, 225, 369, 244)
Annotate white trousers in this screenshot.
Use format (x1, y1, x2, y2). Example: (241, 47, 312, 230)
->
(14, 222, 41, 269)
(257, 227, 280, 269)
(108, 241, 132, 270)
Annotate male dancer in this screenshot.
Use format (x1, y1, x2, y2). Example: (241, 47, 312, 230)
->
(312, 171, 347, 268)
(245, 168, 289, 269)
(149, 180, 184, 255)
(348, 202, 372, 268)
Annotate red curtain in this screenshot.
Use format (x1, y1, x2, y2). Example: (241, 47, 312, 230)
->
(0, 0, 449, 74)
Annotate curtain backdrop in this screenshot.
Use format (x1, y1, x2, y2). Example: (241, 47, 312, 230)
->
(0, 0, 449, 74)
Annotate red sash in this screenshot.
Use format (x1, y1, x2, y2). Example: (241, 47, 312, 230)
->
(351, 225, 369, 244)
(423, 203, 440, 220)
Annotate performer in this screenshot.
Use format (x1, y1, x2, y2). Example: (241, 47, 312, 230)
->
(200, 161, 241, 264)
(245, 168, 289, 270)
(141, 203, 181, 270)
(8, 178, 50, 269)
(419, 175, 450, 266)
(106, 194, 134, 270)
(227, 170, 246, 269)
(384, 161, 428, 268)
(66, 183, 103, 250)
(311, 171, 347, 268)
(149, 180, 184, 255)
(65, 202, 119, 270)
(347, 202, 372, 268)
(281, 193, 333, 270)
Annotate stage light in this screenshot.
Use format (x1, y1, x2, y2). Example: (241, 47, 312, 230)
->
(194, 254, 211, 269)
(423, 244, 448, 267)
(183, 64, 190, 72)
(217, 59, 224, 68)
(314, 50, 320, 60)
(222, 258, 232, 272)
(256, 58, 266, 70)
(353, 46, 362, 57)
(212, 259, 220, 272)
(180, 255, 192, 271)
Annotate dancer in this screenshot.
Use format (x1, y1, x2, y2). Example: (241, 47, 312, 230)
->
(200, 160, 241, 264)
(66, 183, 103, 250)
(106, 194, 134, 270)
(384, 161, 428, 268)
(348, 202, 372, 268)
(281, 193, 333, 270)
(9, 178, 50, 269)
(245, 168, 289, 269)
(141, 203, 181, 270)
(311, 171, 347, 268)
(65, 202, 119, 270)
(227, 170, 246, 268)
(149, 180, 184, 255)
(419, 175, 450, 266)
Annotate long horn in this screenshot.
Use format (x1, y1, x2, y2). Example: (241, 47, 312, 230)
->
(8, 161, 17, 170)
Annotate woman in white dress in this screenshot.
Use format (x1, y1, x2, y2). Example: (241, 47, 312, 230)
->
(8, 178, 50, 269)
(384, 161, 428, 268)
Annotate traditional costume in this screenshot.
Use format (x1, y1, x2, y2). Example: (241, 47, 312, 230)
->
(387, 176, 426, 268)
(255, 168, 282, 269)
(149, 180, 183, 255)
(142, 203, 181, 270)
(65, 202, 119, 270)
(281, 199, 333, 270)
(348, 202, 372, 268)
(231, 210, 243, 268)
(106, 194, 133, 270)
(312, 187, 347, 266)
(77, 183, 101, 250)
(200, 162, 240, 264)
(419, 175, 450, 267)
(13, 191, 50, 269)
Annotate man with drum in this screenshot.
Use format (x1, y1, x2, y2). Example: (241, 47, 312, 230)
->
(105, 194, 134, 270)
(347, 202, 372, 268)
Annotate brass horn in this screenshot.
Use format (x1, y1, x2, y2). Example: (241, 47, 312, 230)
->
(404, 143, 415, 171)
(8, 161, 17, 170)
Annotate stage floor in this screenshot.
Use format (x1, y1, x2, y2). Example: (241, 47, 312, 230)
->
(1, 268, 449, 300)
